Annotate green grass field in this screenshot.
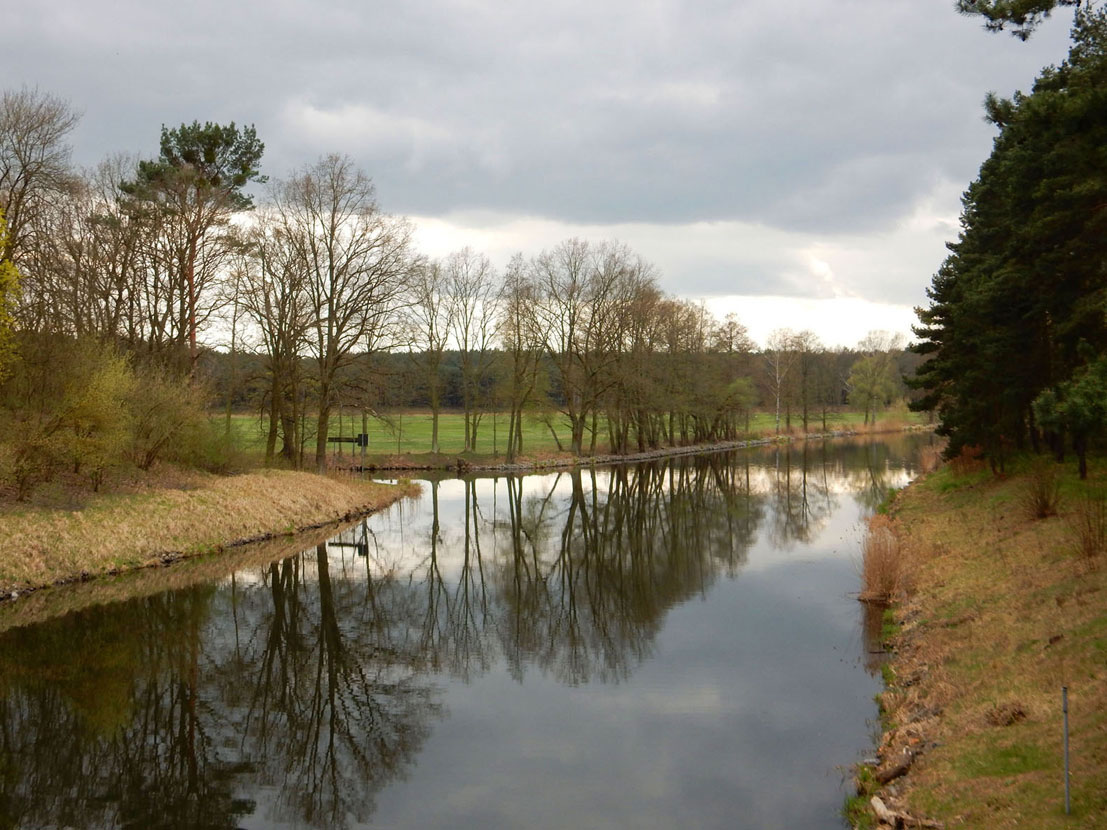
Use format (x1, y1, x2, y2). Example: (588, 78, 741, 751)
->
(226, 411, 571, 458)
(225, 405, 925, 461)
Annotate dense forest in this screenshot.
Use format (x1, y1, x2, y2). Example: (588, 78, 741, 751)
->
(911, 6, 1107, 476)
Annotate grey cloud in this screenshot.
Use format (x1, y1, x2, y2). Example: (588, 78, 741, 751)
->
(2, 0, 1076, 303)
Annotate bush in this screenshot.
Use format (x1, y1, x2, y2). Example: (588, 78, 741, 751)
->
(58, 347, 135, 490)
(169, 419, 245, 474)
(127, 369, 209, 470)
(5, 423, 62, 501)
(1021, 458, 1061, 520)
(1069, 494, 1107, 559)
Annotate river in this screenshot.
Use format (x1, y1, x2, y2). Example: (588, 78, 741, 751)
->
(0, 433, 935, 829)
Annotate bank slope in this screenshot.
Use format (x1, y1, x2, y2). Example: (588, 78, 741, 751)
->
(0, 469, 415, 597)
(875, 461, 1107, 829)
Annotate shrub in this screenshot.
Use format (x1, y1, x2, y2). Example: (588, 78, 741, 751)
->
(949, 444, 984, 475)
(1068, 494, 1107, 559)
(1021, 458, 1061, 520)
(5, 423, 62, 501)
(127, 370, 208, 470)
(169, 419, 245, 474)
(57, 347, 135, 489)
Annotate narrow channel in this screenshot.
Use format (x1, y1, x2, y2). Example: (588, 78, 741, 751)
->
(0, 433, 935, 829)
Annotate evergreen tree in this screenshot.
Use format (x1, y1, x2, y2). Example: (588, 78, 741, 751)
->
(122, 122, 265, 374)
(910, 8, 1107, 466)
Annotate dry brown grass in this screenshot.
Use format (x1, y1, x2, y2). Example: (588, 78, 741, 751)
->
(0, 469, 417, 595)
(949, 444, 985, 475)
(1068, 494, 1107, 561)
(878, 462, 1107, 829)
(1021, 458, 1062, 519)
(918, 443, 945, 475)
(0, 521, 351, 634)
(859, 513, 908, 603)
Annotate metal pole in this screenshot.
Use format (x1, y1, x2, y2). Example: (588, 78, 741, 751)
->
(1063, 686, 1070, 815)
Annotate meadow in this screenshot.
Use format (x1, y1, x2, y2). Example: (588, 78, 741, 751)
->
(225, 406, 926, 463)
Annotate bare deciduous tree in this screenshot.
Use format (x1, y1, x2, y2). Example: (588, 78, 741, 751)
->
(274, 154, 417, 471)
(408, 259, 454, 454)
(764, 328, 798, 433)
(0, 87, 80, 267)
(446, 247, 500, 452)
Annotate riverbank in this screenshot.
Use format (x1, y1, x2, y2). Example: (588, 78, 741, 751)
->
(349, 423, 933, 473)
(853, 459, 1107, 829)
(0, 469, 417, 602)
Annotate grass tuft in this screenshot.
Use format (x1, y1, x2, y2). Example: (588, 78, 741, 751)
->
(1068, 494, 1107, 560)
(1021, 459, 1061, 519)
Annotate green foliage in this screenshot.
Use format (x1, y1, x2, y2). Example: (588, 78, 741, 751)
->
(957, 0, 1079, 39)
(169, 418, 244, 474)
(122, 121, 265, 210)
(57, 345, 135, 489)
(910, 9, 1107, 466)
(881, 607, 899, 643)
(848, 355, 898, 425)
(1033, 351, 1107, 477)
(0, 209, 19, 384)
(127, 368, 211, 470)
(5, 423, 61, 501)
(843, 764, 879, 829)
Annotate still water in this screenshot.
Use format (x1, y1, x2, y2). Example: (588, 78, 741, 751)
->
(0, 434, 933, 830)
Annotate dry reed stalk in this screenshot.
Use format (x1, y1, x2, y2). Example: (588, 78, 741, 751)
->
(859, 513, 907, 603)
(918, 444, 944, 475)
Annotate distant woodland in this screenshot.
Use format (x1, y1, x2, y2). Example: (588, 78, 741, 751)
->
(0, 89, 917, 497)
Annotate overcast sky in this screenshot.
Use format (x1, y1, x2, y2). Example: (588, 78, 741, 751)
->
(4, 0, 1076, 347)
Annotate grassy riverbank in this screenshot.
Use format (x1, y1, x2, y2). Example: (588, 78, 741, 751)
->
(859, 458, 1107, 829)
(0, 469, 415, 598)
(229, 406, 926, 467)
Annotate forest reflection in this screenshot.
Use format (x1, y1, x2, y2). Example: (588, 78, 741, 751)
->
(0, 440, 917, 830)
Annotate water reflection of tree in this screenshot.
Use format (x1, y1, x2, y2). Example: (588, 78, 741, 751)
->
(763, 444, 837, 548)
(491, 455, 767, 685)
(0, 554, 443, 830)
(233, 546, 440, 827)
(1, 439, 932, 830)
(820, 436, 922, 514)
(0, 590, 254, 829)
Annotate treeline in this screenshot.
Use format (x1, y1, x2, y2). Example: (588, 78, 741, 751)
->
(0, 87, 914, 494)
(911, 8, 1107, 477)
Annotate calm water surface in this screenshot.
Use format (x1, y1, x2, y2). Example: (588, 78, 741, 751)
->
(0, 434, 935, 829)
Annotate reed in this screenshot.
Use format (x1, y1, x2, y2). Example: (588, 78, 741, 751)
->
(858, 513, 906, 604)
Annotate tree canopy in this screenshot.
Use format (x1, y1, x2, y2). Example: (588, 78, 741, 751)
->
(910, 8, 1107, 468)
(957, 0, 1082, 39)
